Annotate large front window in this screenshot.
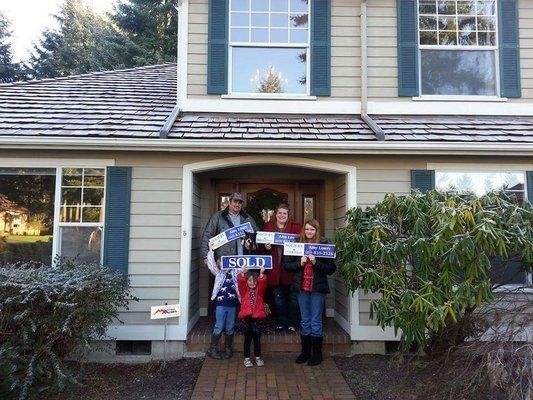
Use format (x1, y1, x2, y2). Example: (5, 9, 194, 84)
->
(418, 0, 498, 96)
(436, 170, 530, 286)
(229, 0, 309, 95)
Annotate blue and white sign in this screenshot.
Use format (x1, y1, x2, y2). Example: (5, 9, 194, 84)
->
(283, 242, 336, 258)
(209, 222, 254, 250)
(255, 231, 299, 245)
(221, 255, 273, 270)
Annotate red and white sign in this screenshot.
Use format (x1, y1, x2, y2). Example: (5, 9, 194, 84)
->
(150, 304, 180, 319)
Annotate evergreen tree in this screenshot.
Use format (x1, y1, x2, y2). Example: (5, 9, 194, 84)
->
(27, 0, 151, 79)
(113, 0, 178, 62)
(0, 12, 23, 83)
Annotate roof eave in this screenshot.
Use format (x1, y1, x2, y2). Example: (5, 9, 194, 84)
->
(0, 136, 532, 156)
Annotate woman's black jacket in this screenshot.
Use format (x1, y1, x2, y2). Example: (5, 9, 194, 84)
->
(284, 239, 337, 294)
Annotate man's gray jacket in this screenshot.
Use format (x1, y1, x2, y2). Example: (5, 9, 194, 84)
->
(200, 207, 259, 261)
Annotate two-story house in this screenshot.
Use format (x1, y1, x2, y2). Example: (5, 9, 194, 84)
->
(0, 0, 531, 360)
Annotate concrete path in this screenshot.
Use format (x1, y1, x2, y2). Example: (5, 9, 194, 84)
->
(190, 355, 355, 400)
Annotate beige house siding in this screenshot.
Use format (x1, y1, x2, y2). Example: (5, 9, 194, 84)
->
(367, 0, 533, 102)
(189, 175, 202, 323)
(187, 0, 360, 100)
(333, 175, 349, 322)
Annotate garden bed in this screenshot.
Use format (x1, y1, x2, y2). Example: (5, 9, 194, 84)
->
(43, 358, 204, 400)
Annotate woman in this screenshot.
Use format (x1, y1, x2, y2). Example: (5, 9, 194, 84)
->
(285, 219, 336, 366)
(263, 203, 301, 333)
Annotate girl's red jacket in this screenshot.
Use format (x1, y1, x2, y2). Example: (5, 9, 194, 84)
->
(237, 274, 267, 320)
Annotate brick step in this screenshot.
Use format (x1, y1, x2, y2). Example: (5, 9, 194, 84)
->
(186, 341, 351, 354)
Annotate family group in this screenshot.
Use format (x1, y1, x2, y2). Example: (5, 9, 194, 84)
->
(200, 193, 337, 368)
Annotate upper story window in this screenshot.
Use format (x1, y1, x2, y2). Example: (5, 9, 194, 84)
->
(418, 0, 498, 96)
(229, 0, 310, 95)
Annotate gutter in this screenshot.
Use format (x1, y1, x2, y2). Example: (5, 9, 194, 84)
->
(159, 105, 181, 138)
(359, 0, 386, 141)
(0, 137, 531, 156)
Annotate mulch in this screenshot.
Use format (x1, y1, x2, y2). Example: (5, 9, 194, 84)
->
(42, 358, 204, 400)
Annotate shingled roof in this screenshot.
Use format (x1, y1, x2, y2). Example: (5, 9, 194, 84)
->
(0, 63, 532, 144)
(0, 63, 176, 138)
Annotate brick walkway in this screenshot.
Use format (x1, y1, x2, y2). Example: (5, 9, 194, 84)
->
(190, 355, 355, 400)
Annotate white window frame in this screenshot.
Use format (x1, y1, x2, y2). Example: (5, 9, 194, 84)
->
(228, 0, 311, 97)
(433, 167, 532, 290)
(416, 0, 501, 99)
(54, 167, 107, 265)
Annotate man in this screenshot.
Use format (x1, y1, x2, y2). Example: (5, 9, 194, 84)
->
(200, 192, 259, 359)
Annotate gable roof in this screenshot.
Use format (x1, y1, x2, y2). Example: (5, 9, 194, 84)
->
(0, 64, 176, 138)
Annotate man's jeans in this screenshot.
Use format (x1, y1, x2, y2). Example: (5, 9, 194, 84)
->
(213, 305, 237, 335)
(272, 285, 298, 328)
(297, 291, 326, 337)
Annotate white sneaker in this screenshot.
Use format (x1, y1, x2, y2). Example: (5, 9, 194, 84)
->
(255, 357, 265, 367)
(244, 358, 253, 368)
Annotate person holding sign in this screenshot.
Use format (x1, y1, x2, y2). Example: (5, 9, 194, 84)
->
(285, 219, 336, 367)
(237, 266, 267, 368)
(262, 203, 301, 333)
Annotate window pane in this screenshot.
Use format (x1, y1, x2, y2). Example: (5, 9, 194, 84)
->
(61, 206, 81, 223)
(420, 16, 437, 30)
(436, 172, 525, 197)
(251, 13, 269, 27)
(232, 47, 307, 94)
(232, 0, 249, 12)
(419, 0, 437, 14)
(439, 31, 457, 45)
(290, 13, 308, 28)
(290, 0, 308, 12)
(83, 188, 104, 207)
(0, 170, 55, 265)
(251, 28, 269, 42)
(303, 196, 315, 221)
(457, 1, 475, 14)
(271, 0, 288, 12)
(477, 16, 496, 31)
(477, 0, 496, 15)
(232, 28, 249, 42)
(271, 14, 288, 27)
(477, 32, 496, 46)
(458, 31, 477, 45)
(82, 207, 102, 223)
(231, 12, 250, 26)
(420, 31, 438, 45)
(61, 187, 82, 205)
(251, 0, 268, 12)
(438, 0, 456, 14)
(421, 49, 497, 95)
(270, 28, 288, 43)
(458, 16, 476, 32)
(60, 226, 101, 264)
(62, 168, 83, 186)
(290, 29, 308, 43)
(438, 16, 457, 31)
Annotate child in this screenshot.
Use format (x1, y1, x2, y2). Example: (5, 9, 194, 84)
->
(206, 244, 241, 359)
(237, 267, 267, 367)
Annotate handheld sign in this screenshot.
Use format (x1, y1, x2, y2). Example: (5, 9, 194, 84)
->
(221, 255, 273, 270)
(150, 304, 181, 319)
(283, 242, 336, 259)
(256, 231, 299, 245)
(209, 222, 254, 250)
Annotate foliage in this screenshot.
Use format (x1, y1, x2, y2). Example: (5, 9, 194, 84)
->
(26, 0, 150, 79)
(0, 259, 136, 399)
(335, 190, 533, 352)
(113, 0, 178, 63)
(0, 12, 23, 83)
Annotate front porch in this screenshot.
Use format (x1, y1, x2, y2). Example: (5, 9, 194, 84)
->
(186, 317, 351, 355)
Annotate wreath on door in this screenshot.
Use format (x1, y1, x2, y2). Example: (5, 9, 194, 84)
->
(245, 189, 288, 230)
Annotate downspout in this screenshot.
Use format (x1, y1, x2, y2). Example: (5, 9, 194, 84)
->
(360, 0, 385, 141)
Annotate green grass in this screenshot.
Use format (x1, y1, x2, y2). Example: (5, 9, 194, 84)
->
(5, 235, 52, 243)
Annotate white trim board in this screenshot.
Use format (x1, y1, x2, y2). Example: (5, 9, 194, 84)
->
(368, 101, 533, 116)
(0, 158, 115, 167)
(427, 162, 533, 171)
(106, 324, 187, 341)
(352, 326, 401, 341)
(178, 155, 358, 337)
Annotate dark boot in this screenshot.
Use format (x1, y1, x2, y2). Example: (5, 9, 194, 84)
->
(307, 336, 323, 366)
(295, 335, 312, 364)
(206, 333, 222, 359)
(223, 334, 234, 359)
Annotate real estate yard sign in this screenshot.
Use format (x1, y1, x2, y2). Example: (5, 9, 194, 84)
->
(283, 242, 336, 258)
(255, 231, 299, 245)
(209, 222, 254, 250)
(221, 255, 273, 270)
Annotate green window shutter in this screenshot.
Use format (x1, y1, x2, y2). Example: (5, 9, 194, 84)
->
(207, 0, 229, 94)
(411, 170, 435, 193)
(526, 171, 533, 206)
(498, 0, 521, 98)
(310, 0, 331, 96)
(397, 0, 419, 97)
(103, 167, 132, 274)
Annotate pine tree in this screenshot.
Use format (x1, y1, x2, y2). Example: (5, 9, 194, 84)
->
(27, 0, 150, 79)
(0, 12, 23, 83)
(113, 0, 178, 62)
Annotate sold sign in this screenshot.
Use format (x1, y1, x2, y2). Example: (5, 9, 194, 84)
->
(221, 255, 273, 270)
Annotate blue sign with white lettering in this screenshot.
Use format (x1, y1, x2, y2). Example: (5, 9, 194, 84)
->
(221, 255, 273, 270)
(225, 222, 254, 242)
(304, 243, 336, 258)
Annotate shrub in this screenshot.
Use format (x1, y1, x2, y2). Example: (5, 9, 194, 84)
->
(0, 259, 136, 399)
(335, 190, 532, 353)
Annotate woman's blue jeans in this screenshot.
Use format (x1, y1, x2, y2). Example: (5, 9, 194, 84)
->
(297, 291, 326, 337)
